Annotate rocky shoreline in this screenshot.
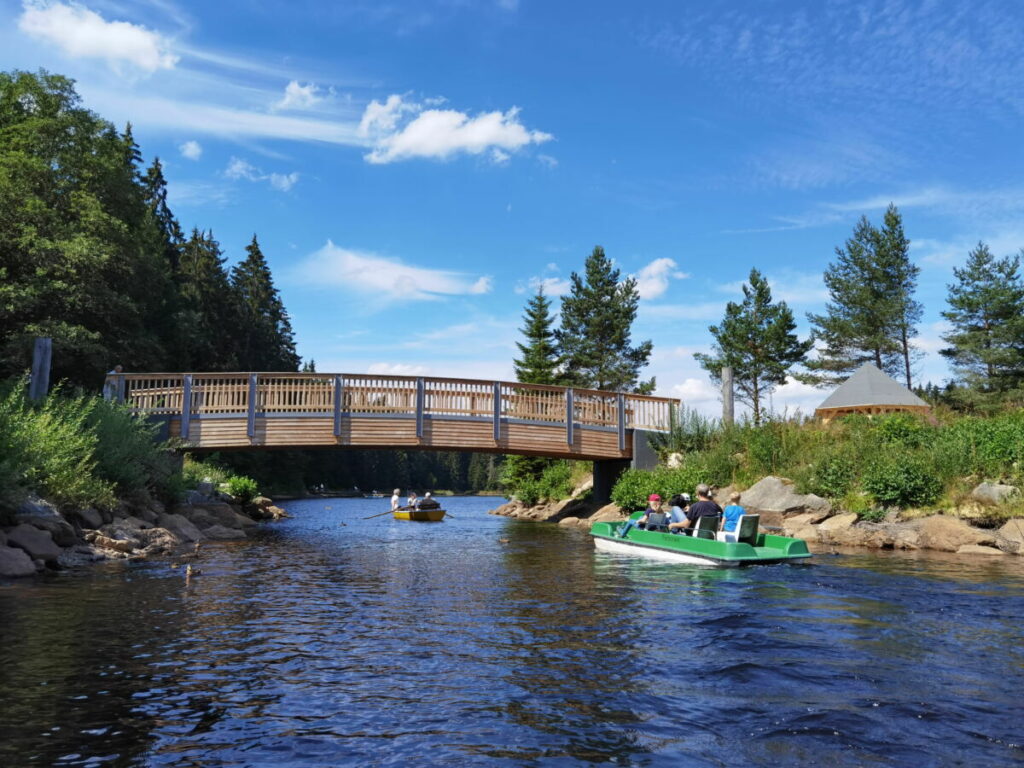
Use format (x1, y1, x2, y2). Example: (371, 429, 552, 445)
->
(490, 475, 1024, 557)
(0, 490, 290, 578)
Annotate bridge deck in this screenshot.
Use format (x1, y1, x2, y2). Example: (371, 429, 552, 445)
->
(115, 373, 677, 460)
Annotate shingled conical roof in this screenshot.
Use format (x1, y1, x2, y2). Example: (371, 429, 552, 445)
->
(816, 363, 929, 411)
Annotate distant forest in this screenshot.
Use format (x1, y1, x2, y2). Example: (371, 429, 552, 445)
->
(0, 69, 506, 495)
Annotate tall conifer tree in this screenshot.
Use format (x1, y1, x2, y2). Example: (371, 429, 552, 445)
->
(807, 206, 921, 386)
(178, 229, 239, 370)
(695, 269, 811, 424)
(556, 246, 653, 392)
(513, 289, 561, 384)
(941, 243, 1024, 404)
(230, 235, 300, 371)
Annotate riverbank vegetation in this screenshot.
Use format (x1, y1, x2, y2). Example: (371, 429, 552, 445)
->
(614, 408, 1024, 523)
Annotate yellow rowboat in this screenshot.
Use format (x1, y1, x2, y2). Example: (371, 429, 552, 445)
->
(392, 507, 446, 522)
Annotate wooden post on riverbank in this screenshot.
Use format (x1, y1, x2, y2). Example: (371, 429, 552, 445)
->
(722, 366, 734, 426)
(29, 337, 52, 401)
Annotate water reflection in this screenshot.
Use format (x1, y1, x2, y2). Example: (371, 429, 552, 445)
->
(1, 497, 1022, 767)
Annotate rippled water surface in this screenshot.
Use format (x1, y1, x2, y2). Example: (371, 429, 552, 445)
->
(2, 496, 1024, 767)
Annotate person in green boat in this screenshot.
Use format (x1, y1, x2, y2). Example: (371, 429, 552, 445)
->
(667, 493, 690, 531)
(616, 494, 663, 537)
(669, 484, 721, 534)
(720, 492, 745, 539)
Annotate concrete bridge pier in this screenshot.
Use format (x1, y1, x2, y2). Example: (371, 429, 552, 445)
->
(592, 429, 659, 505)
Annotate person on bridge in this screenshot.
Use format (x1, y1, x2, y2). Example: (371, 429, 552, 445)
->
(391, 489, 401, 511)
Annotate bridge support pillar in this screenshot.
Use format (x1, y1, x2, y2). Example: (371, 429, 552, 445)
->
(592, 429, 660, 505)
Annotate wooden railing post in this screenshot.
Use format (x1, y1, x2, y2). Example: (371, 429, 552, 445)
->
(181, 374, 192, 440)
(617, 393, 626, 451)
(333, 375, 344, 438)
(415, 377, 425, 438)
(493, 382, 501, 440)
(116, 373, 126, 404)
(246, 374, 258, 439)
(566, 388, 575, 446)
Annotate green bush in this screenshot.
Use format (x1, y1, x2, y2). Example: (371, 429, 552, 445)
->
(610, 460, 708, 511)
(226, 475, 259, 504)
(874, 413, 931, 448)
(800, 454, 855, 499)
(863, 455, 941, 508)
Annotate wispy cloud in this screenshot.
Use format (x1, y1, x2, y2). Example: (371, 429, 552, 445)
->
(178, 140, 202, 160)
(515, 263, 571, 296)
(292, 241, 493, 301)
(225, 157, 300, 191)
(274, 80, 323, 111)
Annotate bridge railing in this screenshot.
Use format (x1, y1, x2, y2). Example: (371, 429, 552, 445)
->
(116, 372, 678, 432)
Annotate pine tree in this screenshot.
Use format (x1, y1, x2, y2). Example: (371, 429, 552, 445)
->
(179, 229, 240, 370)
(940, 243, 1024, 404)
(806, 206, 921, 386)
(695, 268, 812, 424)
(230, 235, 300, 371)
(513, 288, 561, 384)
(874, 204, 922, 387)
(556, 246, 653, 392)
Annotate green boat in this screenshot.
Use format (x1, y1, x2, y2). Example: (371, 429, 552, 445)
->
(590, 511, 812, 567)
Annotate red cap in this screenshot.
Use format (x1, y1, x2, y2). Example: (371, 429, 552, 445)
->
(648, 494, 661, 501)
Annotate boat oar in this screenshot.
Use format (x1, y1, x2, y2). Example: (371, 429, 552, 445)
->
(363, 509, 397, 520)
(442, 510, 455, 518)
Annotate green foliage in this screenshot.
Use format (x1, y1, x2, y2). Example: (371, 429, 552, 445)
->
(874, 413, 931, 448)
(226, 475, 259, 504)
(807, 205, 921, 387)
(647, 406, 717, 457)
(231, 235, 300, 371)
(513, 289, 561, 385)
(858, 507, 887, 523)
(181, 456, 231, 489)
(503, 458, 584, 505)
(556, 246, 653, 392)
(941, 242, 1024, 404)
(610, 462, 708, 512)
(88, 399, 177, 495)
(799, 454, 856, 499)
(695, 268, 812, 424)
(863, 455, 941, 508)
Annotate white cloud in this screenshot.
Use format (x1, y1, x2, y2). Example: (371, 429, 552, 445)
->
(514, 275, 572, 296)
(269, 172, 299, 192)
(178, 140, 202, 160)
(491, 148, 511, 165)
(367, 362, 429, 376)
(225, 157, 299, 192)
(18, 2, 178, 74)
(293, 241, 494, 301)
(359, 95, 552, 164)
(274, 80, 322, 111)
(634, 257, 689, 299)
(537, 154, 558, 168)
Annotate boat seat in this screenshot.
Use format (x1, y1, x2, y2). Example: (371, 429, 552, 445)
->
(644, 511, 670, 532)
(736, 514, 760, 544)
(692, 515, 720, 540)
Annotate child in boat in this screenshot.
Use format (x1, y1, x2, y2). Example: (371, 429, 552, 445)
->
(721, 492, 744, 535)
(667, 493, 690, 532)
(617, 493, 662, 537)
(407, 491, 419, 509)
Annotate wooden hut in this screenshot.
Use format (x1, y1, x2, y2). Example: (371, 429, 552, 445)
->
(814, 363, 931, 423)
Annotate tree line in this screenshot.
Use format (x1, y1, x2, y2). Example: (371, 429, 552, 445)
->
(691, 204, 1024, 421)
(0, 70, 299, 387)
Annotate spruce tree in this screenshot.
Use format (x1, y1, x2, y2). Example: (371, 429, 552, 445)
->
(230, 235, 300, 371)
(178, 229, 240, 370)
(513, 288, 561, 384)
(806, 206, 920, 386)
(695, 268, 812, 424)
(940, 243, 1024, 404)
(556, 246, 653, 392)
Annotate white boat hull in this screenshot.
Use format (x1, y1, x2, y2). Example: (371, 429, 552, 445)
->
(593, 535, 724, 566)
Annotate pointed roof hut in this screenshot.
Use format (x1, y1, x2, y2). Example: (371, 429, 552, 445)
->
(814, 363, 931, 423)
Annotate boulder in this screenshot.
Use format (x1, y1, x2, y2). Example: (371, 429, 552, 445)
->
(91, 534, 140, 554)
(571, 474, 594, 498)
(16, 495, 60, 518)
(136, 527, 182, 555)
(197, 503, 256, 529)
(970, 482, 1018, 506)
(666, 452, 684, 469)
(818, 513, 858, 533)
(915, 515, 995, 553)
(156, 513, 205, 543)
(6, 523, 62, 563)
(0, 531, 6, 546)
(739, 476, 830, 517)
(996, 519, 1024, 554)
(17, 516, 78, 547)
(69, 508, 104, 530)
(0, 545, 37, 577)
(558, 516, 580, 527)
(134, 507, 159, 524)
(957, 544, 1006, 556)
(266, 505, 290, 520)
(202, 524, 247, 541)
(147, 499, 166, 516)
(590, 504, 627, 523)
(252, 496, 274, 510)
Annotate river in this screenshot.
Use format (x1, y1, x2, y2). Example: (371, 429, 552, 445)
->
(1, 496, 1022, 767)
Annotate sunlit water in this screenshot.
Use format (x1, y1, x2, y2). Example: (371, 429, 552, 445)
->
(2, 496, 1023, 767)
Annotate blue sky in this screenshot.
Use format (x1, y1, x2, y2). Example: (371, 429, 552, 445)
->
(3, 0, 1024, 416)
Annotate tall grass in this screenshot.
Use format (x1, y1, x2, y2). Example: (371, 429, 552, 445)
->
(0, 379, 178, 512)
(614, 410, 1024, 512)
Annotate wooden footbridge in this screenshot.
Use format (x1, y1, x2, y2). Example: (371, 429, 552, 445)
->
(114, 373, 677, 464)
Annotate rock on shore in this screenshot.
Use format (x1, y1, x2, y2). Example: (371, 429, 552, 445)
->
(0, 490, 288, 578)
